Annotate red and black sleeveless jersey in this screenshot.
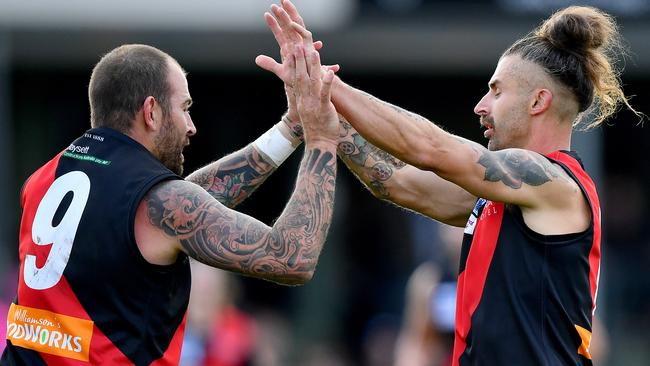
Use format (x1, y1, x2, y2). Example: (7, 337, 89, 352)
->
(452, 150, 601, 366)
(2, 127, 191, 365)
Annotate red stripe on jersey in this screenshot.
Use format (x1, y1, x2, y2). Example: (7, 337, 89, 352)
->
(34, 279, 133, 365)
(150, 313, 187, 366)
(17, 152, 134, 365)
(19, 152, 63, 270)
(452, 270, 468, 366)
(547, 151, 601, 313)
(452, 201, 504, 366)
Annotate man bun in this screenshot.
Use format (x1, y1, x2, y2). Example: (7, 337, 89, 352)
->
(537, 6, 615, 53)
(504, 6, 642, 129)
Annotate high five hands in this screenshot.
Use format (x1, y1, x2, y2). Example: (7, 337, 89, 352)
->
(292, 42, 339, 145)
(255, 0, 339, 139)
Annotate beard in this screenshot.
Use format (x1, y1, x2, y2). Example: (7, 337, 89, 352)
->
(482, 116, 500, 151)
(487, 136, 499, 151)
(153, 116, 187, 176)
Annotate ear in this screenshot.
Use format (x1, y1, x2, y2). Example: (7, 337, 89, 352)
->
(530, 88, 552, 116)
(142, 96, 159, 131)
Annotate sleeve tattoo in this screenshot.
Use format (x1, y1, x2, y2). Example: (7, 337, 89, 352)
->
(478, 150, 559, 189)
(186, 145, 276, 208)
(146, 147, 336, 284)
(337, 120, 406, 198)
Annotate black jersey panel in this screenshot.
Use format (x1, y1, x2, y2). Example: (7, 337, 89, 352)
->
(455, 151, 599, 366)
(5, 127, 191, 365)
(56, 128, 191, 365)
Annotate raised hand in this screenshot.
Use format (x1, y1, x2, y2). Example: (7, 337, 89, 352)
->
(293, 45, 339, 145)
(254, 2, 322, 86)
(256, 0, 338, 129)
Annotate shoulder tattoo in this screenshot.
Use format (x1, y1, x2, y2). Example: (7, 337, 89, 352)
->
(478, 150, 559, 189)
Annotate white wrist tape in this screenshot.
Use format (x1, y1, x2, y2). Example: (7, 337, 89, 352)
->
(252, 124, 298, 167)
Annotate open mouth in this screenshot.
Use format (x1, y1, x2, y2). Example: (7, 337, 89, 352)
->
(480, 118, 494, 139)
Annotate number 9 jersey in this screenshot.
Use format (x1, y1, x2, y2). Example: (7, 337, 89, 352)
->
(2, 127, 190, 365)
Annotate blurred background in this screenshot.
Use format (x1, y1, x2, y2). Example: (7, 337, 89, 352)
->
(0, 0, 649, 365)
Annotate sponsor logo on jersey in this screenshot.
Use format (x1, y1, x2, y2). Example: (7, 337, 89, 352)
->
(479, 201, 499, 220)
(6, 303, 93, 361)
(464, 198, 487, 235)
(62, 151, 111, 165)
(66, 143, 90, 154)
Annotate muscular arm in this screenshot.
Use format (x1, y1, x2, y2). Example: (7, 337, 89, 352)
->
(254, 3, 471, 225)
(185, 144, 277, 208)
(185, 116, 303, 208)
(337, 118, 475, 227)
(331, 79, 577, 210)
(142, 142, 336, 285)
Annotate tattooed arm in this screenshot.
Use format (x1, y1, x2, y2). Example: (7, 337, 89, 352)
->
(280, 24, 575, 209)
(185, 115, 303, 209)
(190, 0, 329, 210)
(185, 145, 276, 208)
(135, 142, 336, 285)
(337, 118, 475, 227)
(135, 35, 340, 285)
(253, 3, 469, 225)
(329, 79, 580, 211)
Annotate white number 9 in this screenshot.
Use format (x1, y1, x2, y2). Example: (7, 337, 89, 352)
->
(25, 171, 91, 290)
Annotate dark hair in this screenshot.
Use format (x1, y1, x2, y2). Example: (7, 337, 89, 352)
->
(504, 6, 640, 128)
(88, 44, 174, 133)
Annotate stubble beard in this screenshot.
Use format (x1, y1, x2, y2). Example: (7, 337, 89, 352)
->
(484, 116, 500, 151)
(487, 139, 497, 151)
(487, 133, 502, 151)
(154, 116, 187, 176)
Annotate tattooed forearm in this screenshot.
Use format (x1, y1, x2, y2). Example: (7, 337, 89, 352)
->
(146, 146, 336, 285)
(288, 121, 304, 140)
(277, 148, 336, 265)
(281, 114, 305, 140)
(337, 120, 406, 198)
(186, 145, 276, 208)
(478, 150, 559, 189)
(338, 121, 406, 169)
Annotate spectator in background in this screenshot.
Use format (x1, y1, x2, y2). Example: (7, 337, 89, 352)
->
(181, 263, 302, 366)
(394, 225, 463, 366)
(180, 262, 255, 366)
(394, 262, 450, 366)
